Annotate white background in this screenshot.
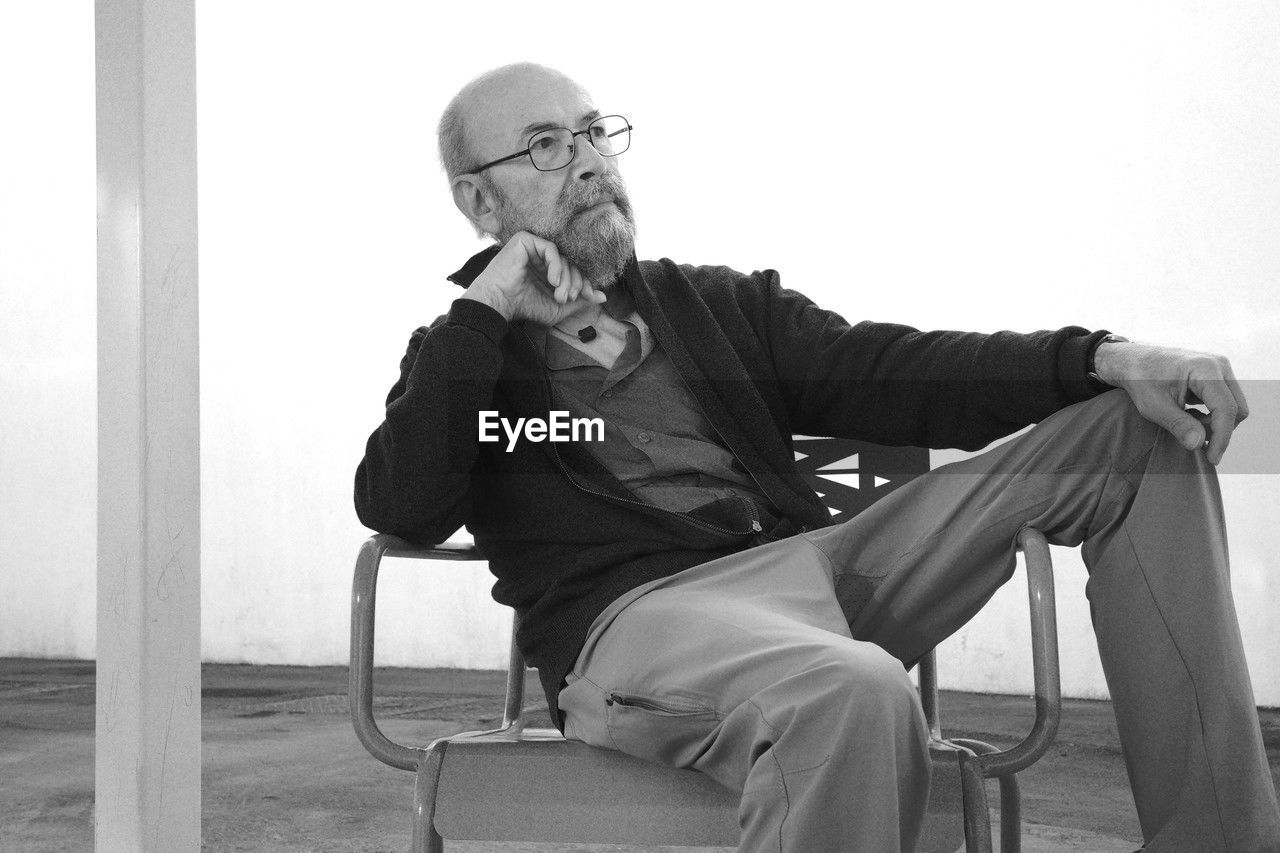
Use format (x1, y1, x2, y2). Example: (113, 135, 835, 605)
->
(2, 1, 1278, 702)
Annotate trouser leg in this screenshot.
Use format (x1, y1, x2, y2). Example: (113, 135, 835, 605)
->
(557, 536, 932, 853)
(706, 641, 930, 853)
(805, 389, 1280, 851)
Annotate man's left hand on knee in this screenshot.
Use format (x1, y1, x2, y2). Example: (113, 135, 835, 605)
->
(1092, 340, 1249, 466)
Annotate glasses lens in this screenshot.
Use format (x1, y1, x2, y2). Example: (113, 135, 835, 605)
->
(529, 128, 574, 170)
(588, 115, 631, 157)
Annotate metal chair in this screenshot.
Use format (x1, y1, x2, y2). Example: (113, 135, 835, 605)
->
(350, 438, 1062, 852)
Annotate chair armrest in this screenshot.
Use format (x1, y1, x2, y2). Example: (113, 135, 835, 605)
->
(975, 526, 1062, 777)
(367, 533, 485, 562)
(349, 534, 485, 772)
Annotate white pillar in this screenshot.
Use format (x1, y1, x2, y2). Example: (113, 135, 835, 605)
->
(95, 0, 200, 849)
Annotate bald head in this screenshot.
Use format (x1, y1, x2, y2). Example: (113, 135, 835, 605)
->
(437, 63, 593, 181)
(437, 63, 636, 286)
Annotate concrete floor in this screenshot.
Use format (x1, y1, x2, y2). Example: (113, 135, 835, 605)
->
(3, 658, 1278, 852)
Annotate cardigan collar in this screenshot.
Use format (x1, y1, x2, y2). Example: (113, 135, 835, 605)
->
(446, 244, 501, 288)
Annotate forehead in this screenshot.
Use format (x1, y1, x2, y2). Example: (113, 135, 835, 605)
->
(464, 70, 597, 160)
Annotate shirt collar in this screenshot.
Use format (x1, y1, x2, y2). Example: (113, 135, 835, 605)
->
(529, 326, 601, 370)
(524, 300, 653, 370)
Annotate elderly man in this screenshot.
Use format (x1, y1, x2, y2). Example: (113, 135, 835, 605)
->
(355, 62, 1279, 852)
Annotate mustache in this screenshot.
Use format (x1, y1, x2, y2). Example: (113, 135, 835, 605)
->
(559, 173, 631, 216)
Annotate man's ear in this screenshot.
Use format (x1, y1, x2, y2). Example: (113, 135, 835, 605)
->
(451, 174, 501, 237)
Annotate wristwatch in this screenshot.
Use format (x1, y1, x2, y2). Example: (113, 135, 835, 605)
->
(1087, 333, 1130, 389)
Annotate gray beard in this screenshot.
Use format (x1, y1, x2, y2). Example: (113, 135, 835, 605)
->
(551, 206, 634, 287)
(488, 174, 637, 288)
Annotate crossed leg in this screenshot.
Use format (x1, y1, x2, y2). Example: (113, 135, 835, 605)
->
(559, 390, 1280, 852)
(809, 388, 1280, 852)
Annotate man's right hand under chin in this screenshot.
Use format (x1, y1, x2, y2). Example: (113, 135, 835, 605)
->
(461, 230, 607, 326)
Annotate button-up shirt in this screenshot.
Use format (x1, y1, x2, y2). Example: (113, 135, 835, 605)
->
(523, 288, 781, 524)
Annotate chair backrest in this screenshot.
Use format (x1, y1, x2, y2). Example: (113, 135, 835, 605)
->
(791, 435, 930, 522)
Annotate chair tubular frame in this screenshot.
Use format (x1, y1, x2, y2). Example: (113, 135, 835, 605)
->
(350, 526, 1060, 853)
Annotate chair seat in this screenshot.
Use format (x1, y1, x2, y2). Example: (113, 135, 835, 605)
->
(432, 727, 966, 850)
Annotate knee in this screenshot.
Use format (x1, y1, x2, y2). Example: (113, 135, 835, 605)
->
(771, 644, 921, 733)
(1084, 388, 1156, 435)
(1067, 388, 1164, 464)
(725, 643, 929, 785)
(830, 645, 919, 714)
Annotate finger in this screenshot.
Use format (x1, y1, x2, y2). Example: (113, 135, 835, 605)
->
(1195, 379, 1240, 465)
(551, 261, 571, 304)
(525, 235, 564, 299)
(588, 277, 607, 302)
(1144, 392, 1206, 453)
(537, 241, 563, 299)
(568, 267, 585, 303)
(546, 253, 571, 304)
(580, 277, 606, 303)
(1222, 360, 1249, 423)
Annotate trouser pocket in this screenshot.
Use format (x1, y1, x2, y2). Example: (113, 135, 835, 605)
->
(604, 691, 722, 768)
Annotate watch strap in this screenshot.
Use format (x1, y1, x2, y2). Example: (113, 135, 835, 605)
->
(1087, 333, 1130, 389)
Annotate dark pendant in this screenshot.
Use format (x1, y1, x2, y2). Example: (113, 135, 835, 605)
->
(577, 326, 598, 343)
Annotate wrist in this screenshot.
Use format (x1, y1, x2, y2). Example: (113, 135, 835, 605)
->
(1088, 334, 1130, 389)
(460, 282, 514, 321)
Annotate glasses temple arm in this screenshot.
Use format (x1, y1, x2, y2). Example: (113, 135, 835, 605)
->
(473, 149, 531, 174)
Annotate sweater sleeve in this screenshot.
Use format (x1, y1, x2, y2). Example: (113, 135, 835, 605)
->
(353, 297, 509, 543)
(753, 270, 1111, 451)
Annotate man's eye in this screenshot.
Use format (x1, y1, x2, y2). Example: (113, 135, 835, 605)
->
(533, 136, 558, 150)
(589, 125, 607, 138)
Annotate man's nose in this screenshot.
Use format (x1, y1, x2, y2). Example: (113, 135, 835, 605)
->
(571, 133, 610, 180)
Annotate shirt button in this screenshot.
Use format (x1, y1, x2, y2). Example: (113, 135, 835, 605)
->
(638, 432, 651, 443)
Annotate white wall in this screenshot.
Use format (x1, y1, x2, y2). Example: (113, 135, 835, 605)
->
(0, 8, 96, 659)
(2, 1, 1277, 703)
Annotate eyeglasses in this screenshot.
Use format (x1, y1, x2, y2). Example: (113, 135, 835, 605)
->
(472, 114, 632, 174)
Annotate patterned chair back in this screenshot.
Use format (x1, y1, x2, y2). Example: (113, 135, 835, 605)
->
(792, 436, 930, 524)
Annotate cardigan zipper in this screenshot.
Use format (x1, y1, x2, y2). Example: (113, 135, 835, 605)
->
(518, 327, 755, 539)
(667, 357, 822, 537)
(668, 363, 781, 537)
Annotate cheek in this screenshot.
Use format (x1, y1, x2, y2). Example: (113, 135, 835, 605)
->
(515, 182, 566, 220)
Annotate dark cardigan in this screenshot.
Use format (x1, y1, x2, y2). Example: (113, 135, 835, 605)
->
(354, 245, 1109, 726)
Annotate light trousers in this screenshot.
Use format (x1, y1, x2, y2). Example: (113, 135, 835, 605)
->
(557, 390, 1280, 852)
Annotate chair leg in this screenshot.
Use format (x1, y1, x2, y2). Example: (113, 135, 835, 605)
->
(957, 746, 994, 853)
(950, 736, 1020, 853)
(998, 774, 1021, 853)
(412, 744, 446, 853)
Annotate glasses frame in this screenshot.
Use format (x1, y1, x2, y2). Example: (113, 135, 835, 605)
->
(471, 114, 632, 174)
